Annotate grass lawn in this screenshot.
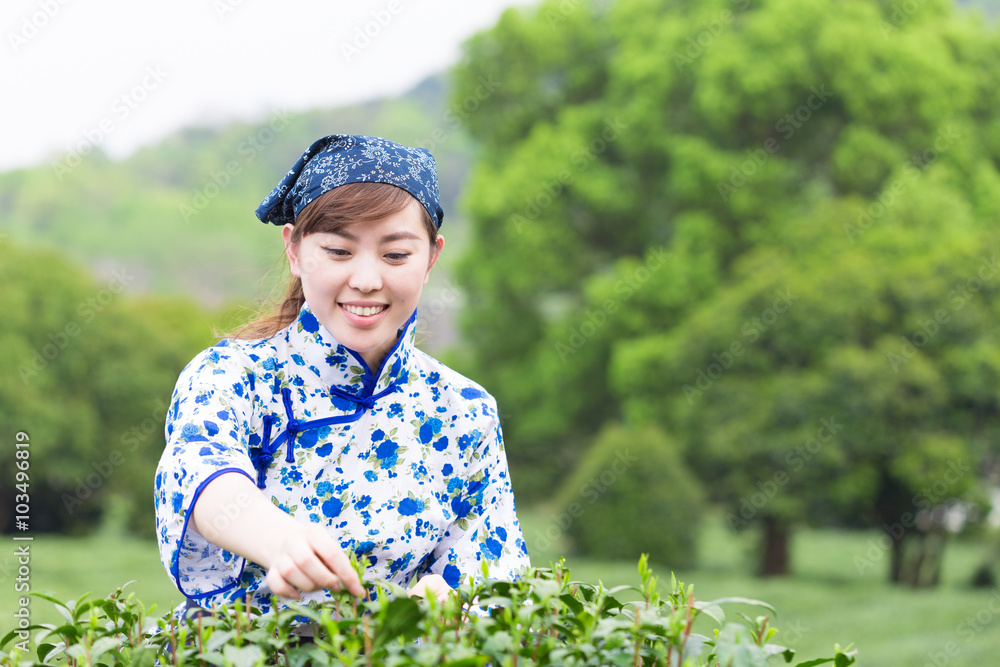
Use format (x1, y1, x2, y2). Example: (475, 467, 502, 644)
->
(3, 511, 999, 666)
(0, 531, 183, 622)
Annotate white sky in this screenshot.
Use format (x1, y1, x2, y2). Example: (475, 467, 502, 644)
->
(0, 0, 538, 172)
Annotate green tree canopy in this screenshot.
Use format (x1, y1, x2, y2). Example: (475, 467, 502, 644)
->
(451, 0, 1000, 581)
(1, 241, 219, 535)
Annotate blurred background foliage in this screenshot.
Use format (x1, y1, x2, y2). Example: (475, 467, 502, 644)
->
(449, 0, 1000, 585)
(3, 0, 1000, 634)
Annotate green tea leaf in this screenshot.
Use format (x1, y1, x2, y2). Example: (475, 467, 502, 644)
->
(373, 596, 423, 647)
(707, 597, 778, 616)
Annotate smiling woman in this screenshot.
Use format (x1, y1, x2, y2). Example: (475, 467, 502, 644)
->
(280, 188, 443, 371)
(153, 135, 529, 617)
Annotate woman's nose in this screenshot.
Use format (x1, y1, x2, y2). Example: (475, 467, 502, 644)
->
(347, 256, 383, 293)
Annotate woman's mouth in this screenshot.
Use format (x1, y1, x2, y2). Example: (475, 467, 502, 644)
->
(339, 303, 390, 327)
(341, 304, 388, 317)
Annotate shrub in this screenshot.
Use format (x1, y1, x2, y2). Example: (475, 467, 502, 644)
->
(0, 556, 856, 667)
(553, 423, 704, 565)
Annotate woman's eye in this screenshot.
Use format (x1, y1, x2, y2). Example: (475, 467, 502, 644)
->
(385, 253, 410, 262)
(323, 247, 350, 257)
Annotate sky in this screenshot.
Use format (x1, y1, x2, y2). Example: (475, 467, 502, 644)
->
(1, 0, 538, 173)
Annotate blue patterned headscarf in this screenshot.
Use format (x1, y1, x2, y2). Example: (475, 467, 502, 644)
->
(255, 135, 444, 228)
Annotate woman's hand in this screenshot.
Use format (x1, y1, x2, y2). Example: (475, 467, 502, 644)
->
(265, 523, 365, 599)
(408, 574, 453, 601)
(191, 472, 365, 599)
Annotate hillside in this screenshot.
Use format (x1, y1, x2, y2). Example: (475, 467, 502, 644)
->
(0, 75, 474, 311)
(2, 0, 994, 311)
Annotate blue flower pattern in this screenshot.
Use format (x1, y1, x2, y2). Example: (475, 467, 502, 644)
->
(154, 302, 528, 612)
(255, 135, 445, 229)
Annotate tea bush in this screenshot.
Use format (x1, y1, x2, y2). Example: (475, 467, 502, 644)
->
(0, 556, 855, 666)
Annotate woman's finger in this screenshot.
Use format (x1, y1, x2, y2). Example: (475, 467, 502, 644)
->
(287, 545, 344, 592)
(266, 564, 302, 600)
(409, 574, 452, 600)
(306, 529, 365, 596)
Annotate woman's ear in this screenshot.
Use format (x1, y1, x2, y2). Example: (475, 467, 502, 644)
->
(424, 235, 445, 285)
(282, 224, 301, 277)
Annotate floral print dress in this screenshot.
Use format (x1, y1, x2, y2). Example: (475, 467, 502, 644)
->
(154, 302, 529, 612)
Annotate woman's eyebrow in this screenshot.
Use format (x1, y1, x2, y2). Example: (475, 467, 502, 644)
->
(329, 229, 359, 241)
(327, 230, 422, 243)
(380, 231, 423, 243)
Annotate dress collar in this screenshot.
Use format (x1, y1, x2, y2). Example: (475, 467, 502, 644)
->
(284, 301, 414, 399)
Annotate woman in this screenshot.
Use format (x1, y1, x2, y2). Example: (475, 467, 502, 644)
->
(154, 135, 529, 614)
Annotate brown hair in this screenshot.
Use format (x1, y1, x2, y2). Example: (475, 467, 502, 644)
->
(224, 182, 438, 340)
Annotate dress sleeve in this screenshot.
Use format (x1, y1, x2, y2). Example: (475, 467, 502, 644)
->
(426, 410, 531, 589)
(154, 341, 258, 599)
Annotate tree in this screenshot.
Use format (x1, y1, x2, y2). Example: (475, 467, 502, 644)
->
(451, 0, 1000, 581)
(612, 193, 995, 580)
(1, 241, 219, 535)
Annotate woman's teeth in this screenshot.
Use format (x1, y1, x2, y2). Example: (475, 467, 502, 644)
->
(343, 304, 386, 317)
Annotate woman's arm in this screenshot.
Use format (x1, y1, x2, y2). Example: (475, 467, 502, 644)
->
(191, 471, 364, 598)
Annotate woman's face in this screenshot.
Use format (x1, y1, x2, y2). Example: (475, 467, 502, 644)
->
(283, 199, 444, 371)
